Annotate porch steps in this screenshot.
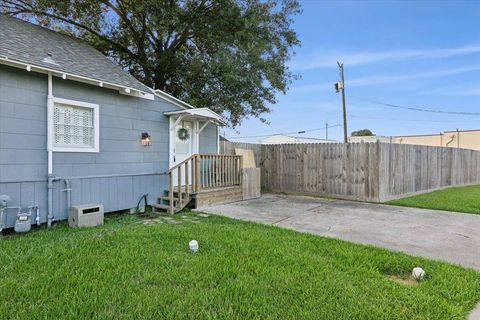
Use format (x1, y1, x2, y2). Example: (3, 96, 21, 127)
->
(151, 203, 173, 211)
(153, 185, 244, 214)
(158, 196, 180, 203)
(153, 189, 192, 214)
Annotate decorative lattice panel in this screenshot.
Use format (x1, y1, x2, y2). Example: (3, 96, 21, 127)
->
(54, 103, 94, 148)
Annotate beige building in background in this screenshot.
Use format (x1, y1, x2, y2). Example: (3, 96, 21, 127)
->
(350, 129, 480, 151)
(394, 129, 480, 150)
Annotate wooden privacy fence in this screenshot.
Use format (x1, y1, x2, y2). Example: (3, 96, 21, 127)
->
(220, 141, 480, 202)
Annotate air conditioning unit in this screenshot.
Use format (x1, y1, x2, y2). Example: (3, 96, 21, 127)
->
(69, 204, 104, 228)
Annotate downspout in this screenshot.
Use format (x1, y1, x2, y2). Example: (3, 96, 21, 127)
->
(446, 134, 455, 147)
(46, 72, 72, 227)
(47, 72, 54, 228)
(60, 179, 71, 215)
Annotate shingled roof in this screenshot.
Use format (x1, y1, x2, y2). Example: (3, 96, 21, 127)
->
(0, 14, 151, 94)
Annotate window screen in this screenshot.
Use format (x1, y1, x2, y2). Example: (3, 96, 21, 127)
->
(54, 103, 94, 148)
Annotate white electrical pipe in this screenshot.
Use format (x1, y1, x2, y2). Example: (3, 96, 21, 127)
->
(47, 72, 53, 175)
(47, 72, 55, 227)
(0, 208, 4, 233)
(35, 206, 40, 226)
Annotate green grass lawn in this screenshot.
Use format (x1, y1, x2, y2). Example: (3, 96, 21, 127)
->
(0, 212, 479, 319)
(386, 184, 480, 214)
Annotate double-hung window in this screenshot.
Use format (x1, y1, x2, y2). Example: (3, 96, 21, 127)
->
(51, 97, 100, 152)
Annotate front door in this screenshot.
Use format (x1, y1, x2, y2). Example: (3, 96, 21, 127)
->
(171, 120, 195, 186)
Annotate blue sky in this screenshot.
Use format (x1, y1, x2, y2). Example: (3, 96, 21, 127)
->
(225, 1, 480, 142)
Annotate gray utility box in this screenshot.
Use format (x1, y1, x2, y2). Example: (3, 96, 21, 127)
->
(69, 204, 104, 228)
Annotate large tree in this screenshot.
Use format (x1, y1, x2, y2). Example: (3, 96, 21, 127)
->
(0, 0, 300, 126)
(351, 129, 374, 137)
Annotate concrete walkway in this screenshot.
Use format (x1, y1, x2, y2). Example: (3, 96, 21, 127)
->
(199, 194, 480, 269)
(198, 194, 480, 319)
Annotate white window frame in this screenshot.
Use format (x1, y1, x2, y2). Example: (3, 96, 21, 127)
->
(51, 97, 100, 153)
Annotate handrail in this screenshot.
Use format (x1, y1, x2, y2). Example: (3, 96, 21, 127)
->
(164, 153, 243, 214)
(166, 154, 197, 174)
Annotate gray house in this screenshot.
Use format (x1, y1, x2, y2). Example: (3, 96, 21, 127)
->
(0, 15, 231, 230)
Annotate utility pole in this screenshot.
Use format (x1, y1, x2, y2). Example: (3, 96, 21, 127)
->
(335, 62, 348, 143)
(325, 120, 329, 140)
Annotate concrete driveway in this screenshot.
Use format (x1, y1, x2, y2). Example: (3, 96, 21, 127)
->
(198, 194, 480, 270)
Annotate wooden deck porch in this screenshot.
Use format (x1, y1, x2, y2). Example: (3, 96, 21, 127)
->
(152, 154, 244, 214)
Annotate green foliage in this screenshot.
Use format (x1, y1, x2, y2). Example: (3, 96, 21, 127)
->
(387, 184, 480, 214)
(0, 0, 301, 126)
(351, 129, 374, 136)
(0, 213, 479, 319)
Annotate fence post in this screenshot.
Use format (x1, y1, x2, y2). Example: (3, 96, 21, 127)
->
(239, 155, 243, 186)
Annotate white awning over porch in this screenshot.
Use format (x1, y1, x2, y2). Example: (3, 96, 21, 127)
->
(164, 108, 226, 126)
(166, 107, 223, 169)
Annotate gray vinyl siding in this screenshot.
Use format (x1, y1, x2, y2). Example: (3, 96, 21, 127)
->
(0, 64, 218, 228)
(199, 123, 218, 154)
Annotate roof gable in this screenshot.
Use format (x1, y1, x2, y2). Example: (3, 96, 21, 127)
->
(0, 14, 151, 94)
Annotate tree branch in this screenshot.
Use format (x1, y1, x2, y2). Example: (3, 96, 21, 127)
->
(2, 0, 134, 57)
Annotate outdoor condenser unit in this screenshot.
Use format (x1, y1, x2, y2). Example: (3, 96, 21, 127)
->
(68, 204, 104, 228)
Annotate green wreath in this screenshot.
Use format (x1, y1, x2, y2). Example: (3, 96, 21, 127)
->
(177, 127, 190, 141)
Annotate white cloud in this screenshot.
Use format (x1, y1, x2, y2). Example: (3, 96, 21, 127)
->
(349, 65, 480, 86)
(279, 101, 380, 112)
(290, 82, 332, 94)
(291, 65, 480, 94)
(421, 85, 480, 96)
(292, 45, 480, 71)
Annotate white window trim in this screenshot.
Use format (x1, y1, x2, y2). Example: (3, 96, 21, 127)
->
(51, 97, 100, 153)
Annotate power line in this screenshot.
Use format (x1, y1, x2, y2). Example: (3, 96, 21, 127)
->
(350, 95, 480, 116)
(350, 115, 480, 123)
(227, 124, 342, 139)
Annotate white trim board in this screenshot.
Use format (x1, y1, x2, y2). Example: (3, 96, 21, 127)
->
(0, 57, 154, 100)
(154, 90, 194, 110)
